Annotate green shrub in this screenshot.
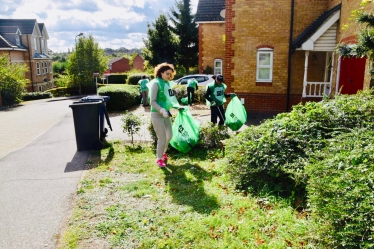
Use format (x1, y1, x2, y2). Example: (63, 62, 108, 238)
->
(22, 92, 53, 101)
(197, 122, 230, 149)
(107, 74, 127, 84)
(121, 111, 142, 146)
(173, 84, 207, 104)
(306, 129, 374, 248)
(225, 90, 374, 195)
(53, 74, 71, 87)
(127, 73, 152, 85)
(45, 87, 80, 97)
(98, 84, 140, 111)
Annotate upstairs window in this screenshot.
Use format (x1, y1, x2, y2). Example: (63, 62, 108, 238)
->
(41, 39, 45, 52)
(214, 59, 222, 75)
(34, 37, 37, 51)
(36, 62, 40, 75)
(256, 48, 273, 82)
(15, 35, 20, 46)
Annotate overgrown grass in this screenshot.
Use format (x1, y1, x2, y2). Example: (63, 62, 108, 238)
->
(59, 141, 320, 248)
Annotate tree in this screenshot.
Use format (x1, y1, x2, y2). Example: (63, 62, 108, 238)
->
(142, 14, 177, 67)
(169, 0, 198, 74)
(67, 35, 107, 88)
(336, 0, 374, 77)
(0, 55, 28, 105)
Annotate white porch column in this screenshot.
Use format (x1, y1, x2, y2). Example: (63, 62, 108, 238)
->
(327, 52, 335, 96)
(336, 55, 342, 95)
(302, 51, 309, 97)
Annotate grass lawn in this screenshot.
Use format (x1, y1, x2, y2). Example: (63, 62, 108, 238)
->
(58, 141, 321, 249)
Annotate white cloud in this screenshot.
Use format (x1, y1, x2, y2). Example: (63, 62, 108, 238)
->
(0, 0, 200, 52)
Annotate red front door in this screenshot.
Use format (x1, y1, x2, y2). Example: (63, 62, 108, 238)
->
(339, 56, 366, 94)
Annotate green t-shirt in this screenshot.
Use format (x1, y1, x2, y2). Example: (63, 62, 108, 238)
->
(205, 82, 227, 106)
(139, 79, 149, 92)
(187, 79, 198, 90)
(149, 78, 180, 112)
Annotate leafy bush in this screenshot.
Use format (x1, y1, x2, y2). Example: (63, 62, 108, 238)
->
(107, 74, 127, 84)
(173, 84, 207, 104)
(53, 74, 71, 87)
(98, 84, 140, 111)
(45, 87, 80, 97)
(306, 129, 374, 248)
(197, 123, 230, 149)
(121, 111, 142, 146)
(225, 90, 374, 195)
(22, 92, 52, 101)
(127, 73, 152, 85)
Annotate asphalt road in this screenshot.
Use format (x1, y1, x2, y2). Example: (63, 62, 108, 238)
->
(0, 97, 89, 248)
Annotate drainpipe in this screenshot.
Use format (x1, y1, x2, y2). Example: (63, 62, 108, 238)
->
(286, 0, 295, 112)
(27, 35, 34, 92)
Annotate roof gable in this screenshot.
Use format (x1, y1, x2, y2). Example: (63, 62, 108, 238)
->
(0, 19, 38, 34)
(292, 4, 341, 52)
(195, 0, 225, 23)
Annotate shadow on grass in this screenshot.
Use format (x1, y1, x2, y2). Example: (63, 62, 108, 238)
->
(161, 163, 220, 214)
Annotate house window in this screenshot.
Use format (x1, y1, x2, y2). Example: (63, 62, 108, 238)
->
(256, 48, 273, 82)
(38, 86, 43, 92)
(49, 62, 52, 74)
(34, 37, 37, 51)
(214, 59, 222, 75)
(45, 61, 48, 74)
(15, 35, 20, 46)
(36, 62, 40, 75)
(41, 39, 45, 52)
(42, 62, 45, 74)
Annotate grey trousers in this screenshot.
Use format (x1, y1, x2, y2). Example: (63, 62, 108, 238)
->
(141, 90, 149, 105)
(151, 112, 172, 159)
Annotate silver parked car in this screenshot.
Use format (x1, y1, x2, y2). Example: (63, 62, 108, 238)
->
(174, 74, 215, 87)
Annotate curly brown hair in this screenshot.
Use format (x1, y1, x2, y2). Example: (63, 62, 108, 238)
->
(154, 62, 176, 79)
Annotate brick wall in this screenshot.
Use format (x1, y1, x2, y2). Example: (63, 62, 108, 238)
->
(333, 0, 374, 91)
(111, 58, 130, 73)
(198, 23, 225, 74)
(133, 55, 144, 71)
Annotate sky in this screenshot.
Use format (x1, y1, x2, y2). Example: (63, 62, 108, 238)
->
(0, 0, 199, 53)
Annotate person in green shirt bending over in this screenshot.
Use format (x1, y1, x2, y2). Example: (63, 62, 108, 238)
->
(204, 74, 235, 125)
(187, 78, 198, 106)
(138, 75, 150, 106)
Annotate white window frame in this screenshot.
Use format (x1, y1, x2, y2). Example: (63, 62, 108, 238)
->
(45, 61, 48, 74)
(15, 35, 20, 46)
(49, 62, 52, 74)
(34, 37, 37, 51)
(256, 48, 273, 82)
(41, 39, 45, 52)
(214, 59, 222, 75)
(36, 62, 40, 75)
(42, 62, 45, 74)
(38, 86, 43, 92)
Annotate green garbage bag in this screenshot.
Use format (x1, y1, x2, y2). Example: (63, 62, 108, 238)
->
(181, 93, 192, 105)
(170, 108, 200, 153)
(225, 95, 247, 131)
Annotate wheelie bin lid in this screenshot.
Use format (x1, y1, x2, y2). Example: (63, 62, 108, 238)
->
(81, 95, 110, 102)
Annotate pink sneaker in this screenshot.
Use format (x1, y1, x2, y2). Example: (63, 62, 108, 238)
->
(156, 159, 166, 167)
(163, 153, 169, 161)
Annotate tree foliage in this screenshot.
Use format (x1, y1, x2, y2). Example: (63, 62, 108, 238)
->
(169, 0, 198, 73)
(336, 0, 374, 77)
(0, 55, 28, 105)
(142, 14, 177, 67)
(67, 35, 107, 87)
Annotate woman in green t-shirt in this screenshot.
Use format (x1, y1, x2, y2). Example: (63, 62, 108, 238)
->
(138, 75, 150, 106)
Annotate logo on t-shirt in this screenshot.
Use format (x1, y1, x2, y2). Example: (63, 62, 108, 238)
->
(168, 89, 176, 96)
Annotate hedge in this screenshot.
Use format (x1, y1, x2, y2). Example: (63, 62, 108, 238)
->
(98, 84, 141, 111)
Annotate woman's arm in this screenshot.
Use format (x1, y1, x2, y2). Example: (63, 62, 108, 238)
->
(150, 83, 163, 112)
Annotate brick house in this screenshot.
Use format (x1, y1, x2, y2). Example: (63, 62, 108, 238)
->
(107, 57, 131, 73)
(0, 19, 53, 92)
(195, 0, 373, 113)
(106, 54, 145, 73)
(132, 54, 145, 71)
